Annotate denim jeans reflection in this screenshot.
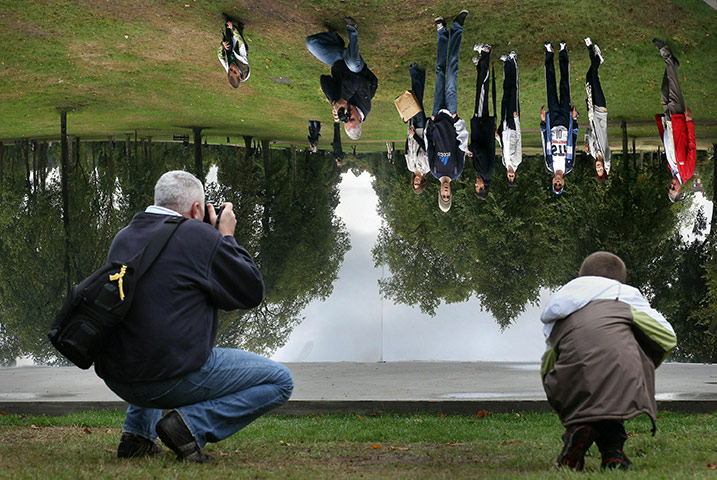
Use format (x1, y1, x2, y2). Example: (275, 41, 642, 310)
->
(305, 25, 365, 73)
(432, 21, 463, 116)
(104, 348, 294, 448)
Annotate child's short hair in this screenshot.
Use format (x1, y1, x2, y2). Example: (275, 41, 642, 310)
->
(578, 251, 627, 283)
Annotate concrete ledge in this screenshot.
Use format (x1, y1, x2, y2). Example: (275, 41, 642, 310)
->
(2, 400, 714, 417)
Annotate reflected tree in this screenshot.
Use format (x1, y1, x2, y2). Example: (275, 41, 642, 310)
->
(0, 134, 351, 363)
(210, 146, 350, 356)
(371, 147, 713, 340)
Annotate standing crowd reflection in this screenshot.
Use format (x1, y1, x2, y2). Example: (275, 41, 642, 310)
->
(293, 11, 697, 211)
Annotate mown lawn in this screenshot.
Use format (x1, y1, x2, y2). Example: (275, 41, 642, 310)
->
(0, 0, 716, 147)
(1, 410, 715, 479)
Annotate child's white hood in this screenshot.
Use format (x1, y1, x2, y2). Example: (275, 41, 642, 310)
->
(541, 276, 623, 325)
(541, 276, 626, 346)
(539, 276, 674, 355)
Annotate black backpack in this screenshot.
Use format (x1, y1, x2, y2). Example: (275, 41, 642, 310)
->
(49, 216, 186, 369)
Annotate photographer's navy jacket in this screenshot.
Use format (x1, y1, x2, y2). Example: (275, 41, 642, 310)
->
(320, 60, 378, 119)
(95, 212, 264, 382)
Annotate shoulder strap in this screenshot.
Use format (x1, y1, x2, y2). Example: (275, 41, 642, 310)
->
(133, 216, 187, 279)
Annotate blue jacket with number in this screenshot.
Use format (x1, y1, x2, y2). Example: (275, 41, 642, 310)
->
(540, 112, 578, 174)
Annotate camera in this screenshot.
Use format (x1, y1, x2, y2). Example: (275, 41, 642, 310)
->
(336, 107, 352, 123)
(203, 201, 225, 230)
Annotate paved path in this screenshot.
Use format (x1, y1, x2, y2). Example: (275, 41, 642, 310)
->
(1, 362, 715, 416)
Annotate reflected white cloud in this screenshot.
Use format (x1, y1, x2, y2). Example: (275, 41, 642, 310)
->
(273, 171, 547, 363)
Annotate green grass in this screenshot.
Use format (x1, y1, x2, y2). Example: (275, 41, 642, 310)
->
(1, 410, 715, 478)
(0, 0, 716, 147)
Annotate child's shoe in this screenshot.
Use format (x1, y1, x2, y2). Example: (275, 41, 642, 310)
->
(557, 424, 595, 470)
(601, 449, 633, 470)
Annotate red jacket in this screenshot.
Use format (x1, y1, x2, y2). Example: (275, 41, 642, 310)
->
(656, 113, 696, 183)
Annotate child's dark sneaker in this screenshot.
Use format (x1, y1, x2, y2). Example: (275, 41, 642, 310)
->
(601, 449, 633, 470)
(557, 424, 595, 470)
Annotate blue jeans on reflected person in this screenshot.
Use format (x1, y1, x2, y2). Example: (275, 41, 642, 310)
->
(305, 25, 365, 73)
(103, 348, 294, 449)
(432, 22, 463, 116)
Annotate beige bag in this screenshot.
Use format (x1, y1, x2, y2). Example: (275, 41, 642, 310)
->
(394, 90, 422, 123)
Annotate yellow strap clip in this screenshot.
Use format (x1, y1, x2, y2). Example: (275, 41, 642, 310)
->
(108, 265, 128, 301)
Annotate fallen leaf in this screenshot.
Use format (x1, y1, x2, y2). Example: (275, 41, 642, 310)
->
(105, 429, 112, 434)
(357, 415, 366, 421)
(279, 440, 291, 446)
(103, 448, 116, 454)
(219, 451, 230, 457)
(501, 440, 521, 445)
(439, 414, 445, 418)
(84, 427, 92, 434)
(390, 446, 409, 451)
(0, 411, 7, 415)
(370, 444, 382, 449)
(707, 463, 717, 470)
(30, 424, 41, 430)
(476, 410, 488, 418)
(446, 442, 464, 446)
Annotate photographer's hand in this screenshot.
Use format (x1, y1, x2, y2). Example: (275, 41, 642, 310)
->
(217, 202, 237, 237)
(332, 98, 349, 122)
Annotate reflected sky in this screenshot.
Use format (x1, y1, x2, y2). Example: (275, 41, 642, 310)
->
(273, 171, 547, 363)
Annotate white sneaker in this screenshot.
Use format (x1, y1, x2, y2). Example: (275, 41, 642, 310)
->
(473, 43, 484, 52)
(544, 42, 553, 53)
(559, 41, 567, 51)
(472, 56, 480, 65)
(594, 44, 604, 64)
(584, 37, 592, 48)
(500, 54, 509, 62)
(509, 51, 517, 60)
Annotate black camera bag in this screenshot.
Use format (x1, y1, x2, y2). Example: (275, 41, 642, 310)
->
(49, 216, 186, 369)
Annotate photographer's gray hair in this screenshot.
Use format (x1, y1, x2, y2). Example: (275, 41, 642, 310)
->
(154, 170, 205, 215)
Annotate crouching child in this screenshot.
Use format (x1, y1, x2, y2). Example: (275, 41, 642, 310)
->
(540, 251, 677, 471)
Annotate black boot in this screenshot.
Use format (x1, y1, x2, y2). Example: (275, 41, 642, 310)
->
(156, 410, 214, 463)
(117, 432, 162, 459)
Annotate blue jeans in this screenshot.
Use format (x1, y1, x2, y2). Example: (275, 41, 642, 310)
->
(432, 21, 463, 116)
(305, 26, 365, 73)
(103, 348, 293, 449)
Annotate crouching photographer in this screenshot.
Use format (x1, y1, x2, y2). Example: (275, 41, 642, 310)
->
(96, 170, 293, 463)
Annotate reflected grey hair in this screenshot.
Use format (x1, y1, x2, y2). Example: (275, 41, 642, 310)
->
(154, 170, 204, 215)
(344, 122, 362, 140)
(668, 191, 682, 203)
